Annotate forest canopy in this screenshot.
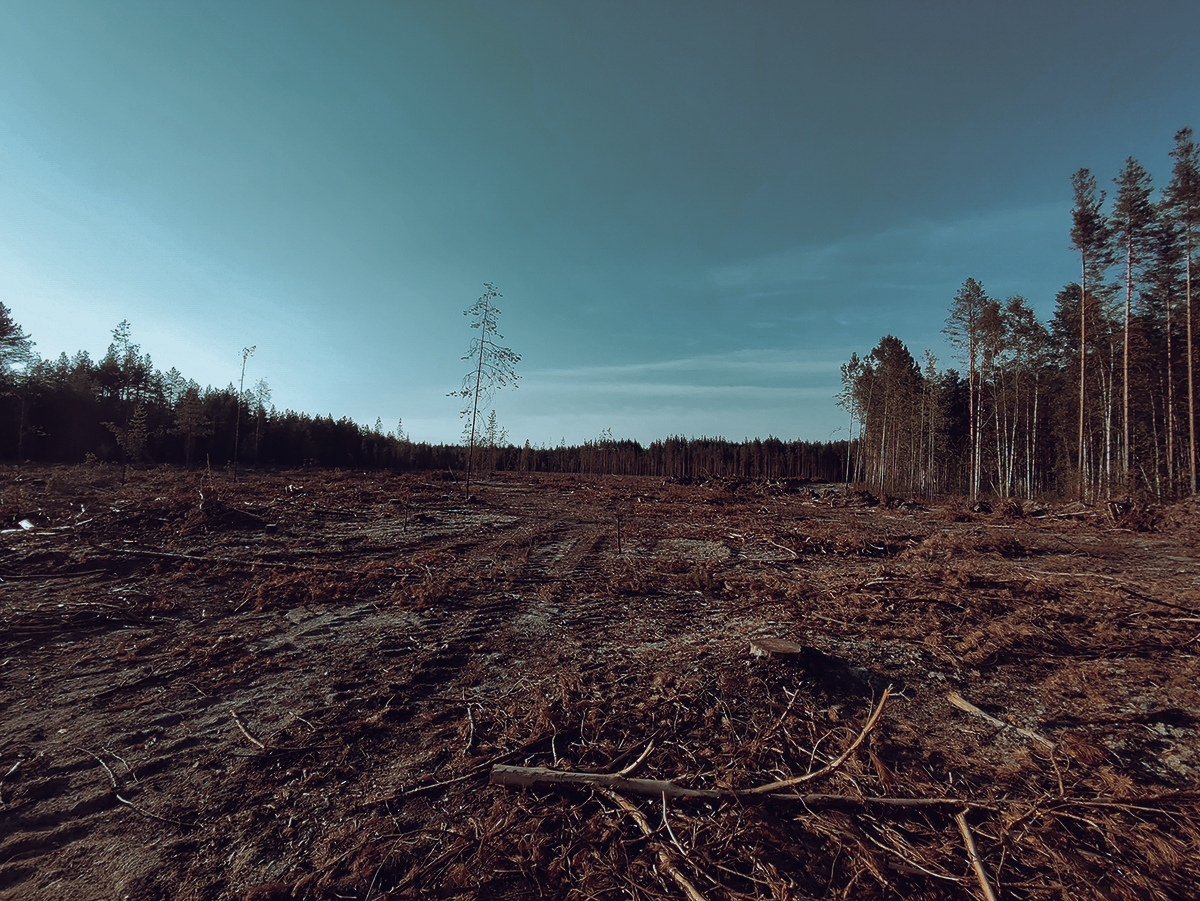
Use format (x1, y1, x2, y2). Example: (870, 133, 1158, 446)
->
(840, 127, 1200, 501)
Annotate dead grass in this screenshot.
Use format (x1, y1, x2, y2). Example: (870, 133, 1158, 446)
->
(0, 469, 1198, 899)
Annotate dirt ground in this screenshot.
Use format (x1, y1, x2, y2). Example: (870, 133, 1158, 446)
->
(1, 465, 1198, 901)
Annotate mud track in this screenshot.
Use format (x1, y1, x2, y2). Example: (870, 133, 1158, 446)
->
(1, 467, 1198, 900)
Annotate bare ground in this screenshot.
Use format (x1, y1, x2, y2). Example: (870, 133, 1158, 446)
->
(1, 465, 1198, 900)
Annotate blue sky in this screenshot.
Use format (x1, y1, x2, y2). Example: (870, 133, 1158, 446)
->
(2, 1, 1198, 446)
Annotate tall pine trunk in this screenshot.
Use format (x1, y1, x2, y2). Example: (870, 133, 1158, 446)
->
(1123, 241, 1133, 481)
(1079, 270, 1088, 499)
(1187, 243, 1197, 492)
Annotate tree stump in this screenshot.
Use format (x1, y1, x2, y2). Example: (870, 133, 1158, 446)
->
(749, 638, 805, 658)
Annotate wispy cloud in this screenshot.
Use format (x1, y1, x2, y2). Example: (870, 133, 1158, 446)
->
(707, 201, 1070, 298)
(710, 243, 839, 289)
(529, 347, 843, 383)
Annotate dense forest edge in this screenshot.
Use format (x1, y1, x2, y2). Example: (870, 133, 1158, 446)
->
(841, 127, 1200, 502)
(0, 310, 843, 482)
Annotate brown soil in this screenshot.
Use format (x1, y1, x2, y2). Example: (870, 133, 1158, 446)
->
(1, 466, 1198, 900)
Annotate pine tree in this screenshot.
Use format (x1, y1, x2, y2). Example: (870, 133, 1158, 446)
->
(1070, 168, 1113, 499)
(857, 336, 922, 494)
(173, 387, 211, 468)
(232, 346, 255, 481)
(253, 379, 271, 465)
(104, 402, 149, 478)
(1112, 158, 1156, 484)
(1165, 128, 1200, 494)
(1145, 210, 1186, 493)
(944, 278, 989, 498)
(448, 284, 520, 496)
(0, 303, 34, 375)
(0, 304, 37, 461)
(1003, 296, 1052, 497)
(98, 321, 156, 479)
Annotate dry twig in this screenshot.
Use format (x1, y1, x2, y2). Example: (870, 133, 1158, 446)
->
(116, 793, 198, 828)
(230, 709, 266, 750)
(0, 758, 21, 799)
(596, 786, 711, 901)
(948, 691, 1054, 751)
(391, 769, 485, 800)
(463, 703, 476, 756)
(955, 811, 999, 901)
(616, 740, 656, 777)
(77, 747, 118, 789)
(747, 686, 891, 794)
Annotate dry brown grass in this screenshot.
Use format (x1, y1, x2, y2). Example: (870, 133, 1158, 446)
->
(2, 469, 1199, 900)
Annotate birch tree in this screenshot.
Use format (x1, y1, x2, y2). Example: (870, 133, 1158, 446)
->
(837, 353, 865, 483)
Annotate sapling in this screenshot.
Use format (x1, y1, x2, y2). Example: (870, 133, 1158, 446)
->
(448, 284, 520, 496)
(232, 346, 255, 482)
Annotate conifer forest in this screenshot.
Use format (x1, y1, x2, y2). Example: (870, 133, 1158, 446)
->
(840, 129, 1200, 502)
(0, 310, 841, 481)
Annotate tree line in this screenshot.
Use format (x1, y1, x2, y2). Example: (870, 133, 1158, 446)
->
(840, 127, 1200, 501)
(0, 313, 845, 480)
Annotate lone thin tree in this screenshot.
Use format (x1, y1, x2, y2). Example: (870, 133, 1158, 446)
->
(449, 283, 520, 496)
(233, 345, 255, 481)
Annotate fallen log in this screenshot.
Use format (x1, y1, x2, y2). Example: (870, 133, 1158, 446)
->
(488, 765, 964, 809)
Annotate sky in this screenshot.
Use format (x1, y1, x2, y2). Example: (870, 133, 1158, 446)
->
(2, 1, 1198, 447)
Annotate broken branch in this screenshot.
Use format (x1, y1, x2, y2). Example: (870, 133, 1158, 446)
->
(955, 811, 998, 901)
(948, 691, 1054, 751)
(230, 710, 266, 750)
(616, 740, 656, 778)
(746, 685, 891, 794)
(489, 764, 964, 808)
(491, 765, 716, 801)
(596, 787, 711, 901)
